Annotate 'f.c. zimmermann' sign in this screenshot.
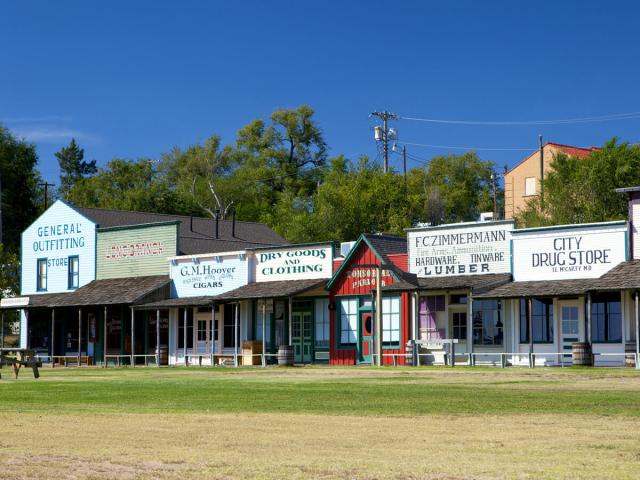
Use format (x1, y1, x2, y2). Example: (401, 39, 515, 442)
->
(408, 221, 514, 277)
(254, 243, 333, 282)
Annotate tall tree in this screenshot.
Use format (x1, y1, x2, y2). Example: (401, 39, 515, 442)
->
(0, 125, 42, 251)
(56, 138, 97, 199)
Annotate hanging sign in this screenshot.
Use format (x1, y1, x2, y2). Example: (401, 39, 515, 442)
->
(512, 223, 627, 281)
(254, 244, 333, 282)
(408, 222, 514, 277)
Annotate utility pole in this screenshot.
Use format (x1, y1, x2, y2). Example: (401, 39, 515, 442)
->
(538, 134, 544, 209)
(371, 110, 399, 173)
(491, 170, 497, 220)
(39, 182, 55, 211)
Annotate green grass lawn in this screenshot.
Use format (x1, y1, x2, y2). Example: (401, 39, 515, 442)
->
(3, 365, 640, 416)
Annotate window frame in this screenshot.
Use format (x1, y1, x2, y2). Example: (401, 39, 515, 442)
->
(337, 297, 358, 347)
(36, 258, 48, 292)
(520, 298, 554, 344)
(472, 299, 503, 346)
(382, 296, 401, 348)
(67, 255, 80, 290)
(524, 176, 537, 196)
(591, 293, 622, 343)
(451, 311, 467, 340)
(314, 299, 330, 348)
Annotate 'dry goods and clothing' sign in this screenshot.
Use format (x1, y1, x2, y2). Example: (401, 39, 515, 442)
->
(512, 223, 627, 281)
(408, 222, 514, 277)
(255, 244, 333, 282)
(172, 255, 249, 297)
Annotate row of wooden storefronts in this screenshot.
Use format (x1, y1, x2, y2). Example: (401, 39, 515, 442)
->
(3, 188, 640, 368)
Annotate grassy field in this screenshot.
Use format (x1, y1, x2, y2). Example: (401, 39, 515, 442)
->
(1, 366, 640, 479)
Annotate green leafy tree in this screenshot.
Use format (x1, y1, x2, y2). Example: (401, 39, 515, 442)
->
(0, 243, 20, 298)
(56, 138, 97, 199)
(517, 139, 640, 227)
(407, 152, 499, 225)
(0, 125, 42, 251)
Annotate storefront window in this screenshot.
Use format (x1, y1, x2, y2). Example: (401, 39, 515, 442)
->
(472, 300, 502, 345)
(452, 311, 467, 340)
(339, 298, 357, 345)
(419, 296, 444, 330)
(315, 299, 330, 348)
(520, 298, 554, 343)
(178, 308, 194, 349)
(591, 293, 621, 343)
(255, 302, 272, 350)
(382, 296, 400, 345)
(1, 311, 20, 348)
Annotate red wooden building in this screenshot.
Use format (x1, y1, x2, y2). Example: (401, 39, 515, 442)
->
(326, 234, 412, 365)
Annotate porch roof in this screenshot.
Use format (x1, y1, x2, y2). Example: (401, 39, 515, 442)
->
(134, 296, 215, 309)
(1, 275, 170, 309)
(474, 278, 599, 299)
(212, 278, 330, 302)
(382, 273, 512, 294)
(592, 260, 640, 291)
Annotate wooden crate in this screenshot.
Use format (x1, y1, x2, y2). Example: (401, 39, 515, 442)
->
(242, 341, 263, 366)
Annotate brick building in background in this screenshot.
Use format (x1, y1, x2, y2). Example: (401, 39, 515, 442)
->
(504, 142, 600, 219)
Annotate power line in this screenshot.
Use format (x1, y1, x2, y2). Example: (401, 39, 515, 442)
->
(399, 141, 534, 151)
(400, 111, 640, 126)
(370, 111, 399, 173)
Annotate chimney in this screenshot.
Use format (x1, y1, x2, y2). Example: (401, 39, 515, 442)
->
(232, 208, 236, 238)
(215, 209, 220, 239)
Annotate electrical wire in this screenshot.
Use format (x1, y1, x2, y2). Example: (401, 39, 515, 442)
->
(399, 141, 534, 151)
(400, 111, 640, 126)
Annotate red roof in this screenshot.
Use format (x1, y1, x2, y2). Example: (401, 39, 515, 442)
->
(507, 142, 600, 174)
(546, 142, 600, 159)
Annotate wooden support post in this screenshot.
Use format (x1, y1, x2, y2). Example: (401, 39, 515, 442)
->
(634, 291, 640, 369)
(24, 309, 29, 350)
(587, 291, 592, 345)
(467, 296, 473, 366)
(183, 308, 188, 366)
(528, 297, 534, 368)
(156, 309, 160, 367)
(192, 307, 197, 361)
(211, 303, 216, 365)
(130, 307, 135, 367)
(288, 296, 293, 347)
(78, 308, 82, 366)
(1, 311, 4, 350)
(262, 300, 266, 367)
(234, 303, 239, 367)
(51, 309, 55, 366)
(375, 267, 382, 367)
(104, 306, 108, 367)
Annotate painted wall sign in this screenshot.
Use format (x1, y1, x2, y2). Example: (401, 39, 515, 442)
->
(408, 222, 514, 277)
(96, 222, 178, 279)
(21, 200, 97, 295)
(512, 223, 627, 281)
(347, 268, 394, 290)
(254, 244, 333, 282)
(171, 254, 249, 297)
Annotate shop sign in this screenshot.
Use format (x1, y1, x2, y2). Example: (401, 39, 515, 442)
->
(255, 244, 333, 282)
(105, 241, 165, 260)
(171, 255, 248, 297)
(512, 224, 627, 281)
(408, 222, 513, 277)
(347, 267, 394, 290)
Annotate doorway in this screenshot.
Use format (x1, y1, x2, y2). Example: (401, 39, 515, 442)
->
(291, 311, 313, 363)
(559, 301, 580, 364)
(359, 311, 374, 364)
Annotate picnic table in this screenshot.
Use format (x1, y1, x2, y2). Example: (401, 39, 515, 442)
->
(0, 348, 41, 379)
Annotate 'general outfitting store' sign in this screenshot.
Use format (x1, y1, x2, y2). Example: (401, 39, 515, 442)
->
(408, 221, 514, 277)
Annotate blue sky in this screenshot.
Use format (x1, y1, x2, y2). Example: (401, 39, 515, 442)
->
(2, 1, 640, 184)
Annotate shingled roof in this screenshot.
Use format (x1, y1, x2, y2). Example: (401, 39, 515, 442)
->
(213, 278, 329, 301)
(3, 275, 171, 309)
(593, 260, 640, 291)
(474, 278, 600, 299)
(362, 233, 407, 263)
(382, 273, 512, 293)
(75, 206, 288, 255)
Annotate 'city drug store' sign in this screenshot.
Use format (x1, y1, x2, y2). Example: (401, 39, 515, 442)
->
(408, 221, 514, 277)
(254, 243, 333, 282)
(512, 222, 628, 281)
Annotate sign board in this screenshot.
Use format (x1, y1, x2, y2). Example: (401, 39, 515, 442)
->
(512, 223, 627, 281)
(171, 253, 249, 297)
(21, 200, 97, 294)
(408, 222, 514, 277)
(254, 244, 333, 282)
(0, 297, 30, 308)
(97, 222, 178, 279)
(346, 267, 395, 290)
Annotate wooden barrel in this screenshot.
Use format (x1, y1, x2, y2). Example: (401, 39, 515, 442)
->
(158, 345, 168, 366)
(277, 345, 294, 366)
(572, 342, 593, 366)
(625, 343, 637, 368)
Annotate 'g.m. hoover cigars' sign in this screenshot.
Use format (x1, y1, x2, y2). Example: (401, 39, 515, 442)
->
(512, 223, 627, 281)
(408, 222, 514, 277)
(254, 244, 333, 282)
(171, 254, 249, 297)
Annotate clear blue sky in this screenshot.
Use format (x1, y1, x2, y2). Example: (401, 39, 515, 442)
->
(2, 1, 640, 185)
